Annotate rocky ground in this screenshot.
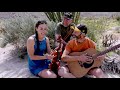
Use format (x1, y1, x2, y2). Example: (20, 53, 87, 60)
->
(0, 44, 38, 78)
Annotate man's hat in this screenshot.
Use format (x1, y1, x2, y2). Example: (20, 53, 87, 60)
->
(77, 24, 87, 34)
(64, 12, 73, 19)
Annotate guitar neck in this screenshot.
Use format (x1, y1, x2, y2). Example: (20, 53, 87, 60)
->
(93, 44, 120, 58)
(56, 36, 62, 60)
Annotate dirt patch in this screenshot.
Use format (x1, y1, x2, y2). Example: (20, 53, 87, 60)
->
(0, 44, 38, 78)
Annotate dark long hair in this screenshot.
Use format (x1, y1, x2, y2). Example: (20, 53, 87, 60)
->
(34, 20, 47, 54)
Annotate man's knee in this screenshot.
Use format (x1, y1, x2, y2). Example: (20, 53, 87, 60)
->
(58, 67, 65, 76)
(39, 69, 57, 78)
(90, 68, 104, 76)
(58, 66, 76, 78)
(50, 73, 57, 78)
(58, 66, 69, 76)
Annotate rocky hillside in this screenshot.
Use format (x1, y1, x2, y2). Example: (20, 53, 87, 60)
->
(0, 12, 120, 20)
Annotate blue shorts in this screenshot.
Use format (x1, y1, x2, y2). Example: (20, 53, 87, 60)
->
(30, 66, 48, 76)
(29, 60, 51, 76)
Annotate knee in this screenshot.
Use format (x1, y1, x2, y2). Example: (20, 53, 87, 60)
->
(91, 68, 104, 76)
(39, 69, 57, 78)
(46, 72, 57, 78)
(58, 67, 64, 76)
(50, 73, 57, 78)
(58, 66, 68, 76)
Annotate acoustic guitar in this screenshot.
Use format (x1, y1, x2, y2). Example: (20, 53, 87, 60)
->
(67, 44, 120, 78)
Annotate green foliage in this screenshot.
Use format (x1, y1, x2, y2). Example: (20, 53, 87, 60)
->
(72, 12, 81, 25)
(44, 12, 80, 25)
(47, 21, 57, 49)
(0, 15, 58, 58)
(2, 16, 35, 48)
(80, 17, 120, 51)
(112, 16, 120, 33)
(45, 12, 64, 23)
(80, 17, 105, 43)
(47, 21, 56, 39)
(0, 15, 36, 58)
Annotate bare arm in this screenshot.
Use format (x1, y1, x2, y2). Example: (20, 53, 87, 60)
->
(27, 36, 49, 60)
(61, 49, 93, 62)
(61, 49, 80, 62)
(69, 52, 82, 56)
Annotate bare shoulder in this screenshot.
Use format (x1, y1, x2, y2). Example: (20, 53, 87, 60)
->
(45, 36, 50, 43)
(27, 35, 35, 44)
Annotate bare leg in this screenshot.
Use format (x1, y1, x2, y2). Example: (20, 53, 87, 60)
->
(38, 69, 57, 78)
(58, 66, 76, 78)
(88, 68, 107, 78)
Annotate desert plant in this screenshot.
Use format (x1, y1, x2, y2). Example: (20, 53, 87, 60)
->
(3, 16, 35, 46)
(1, 15, 61, 58)
(44, 12, 80, 25)
(102, 34, 117, 47)
(47, 21, 57, 49)
(80, 17, 106, 44)
(1, 15, 35, 58)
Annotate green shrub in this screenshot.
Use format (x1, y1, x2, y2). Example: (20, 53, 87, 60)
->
(3, 16, 35, 46)
(45, 12, 80, 25)
(0, 15, 57, 58)
(79, 17, 120, 51)
(47, 21, 57, 49)
(1, 15, 35, 58)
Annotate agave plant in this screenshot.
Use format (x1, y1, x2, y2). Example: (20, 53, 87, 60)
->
(44, 12, 80, 25)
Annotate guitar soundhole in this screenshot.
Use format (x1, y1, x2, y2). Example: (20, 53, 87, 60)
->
(83, 60, 94, 68)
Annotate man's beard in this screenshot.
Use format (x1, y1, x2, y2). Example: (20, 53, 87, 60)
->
(73, 34, 81, 39)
